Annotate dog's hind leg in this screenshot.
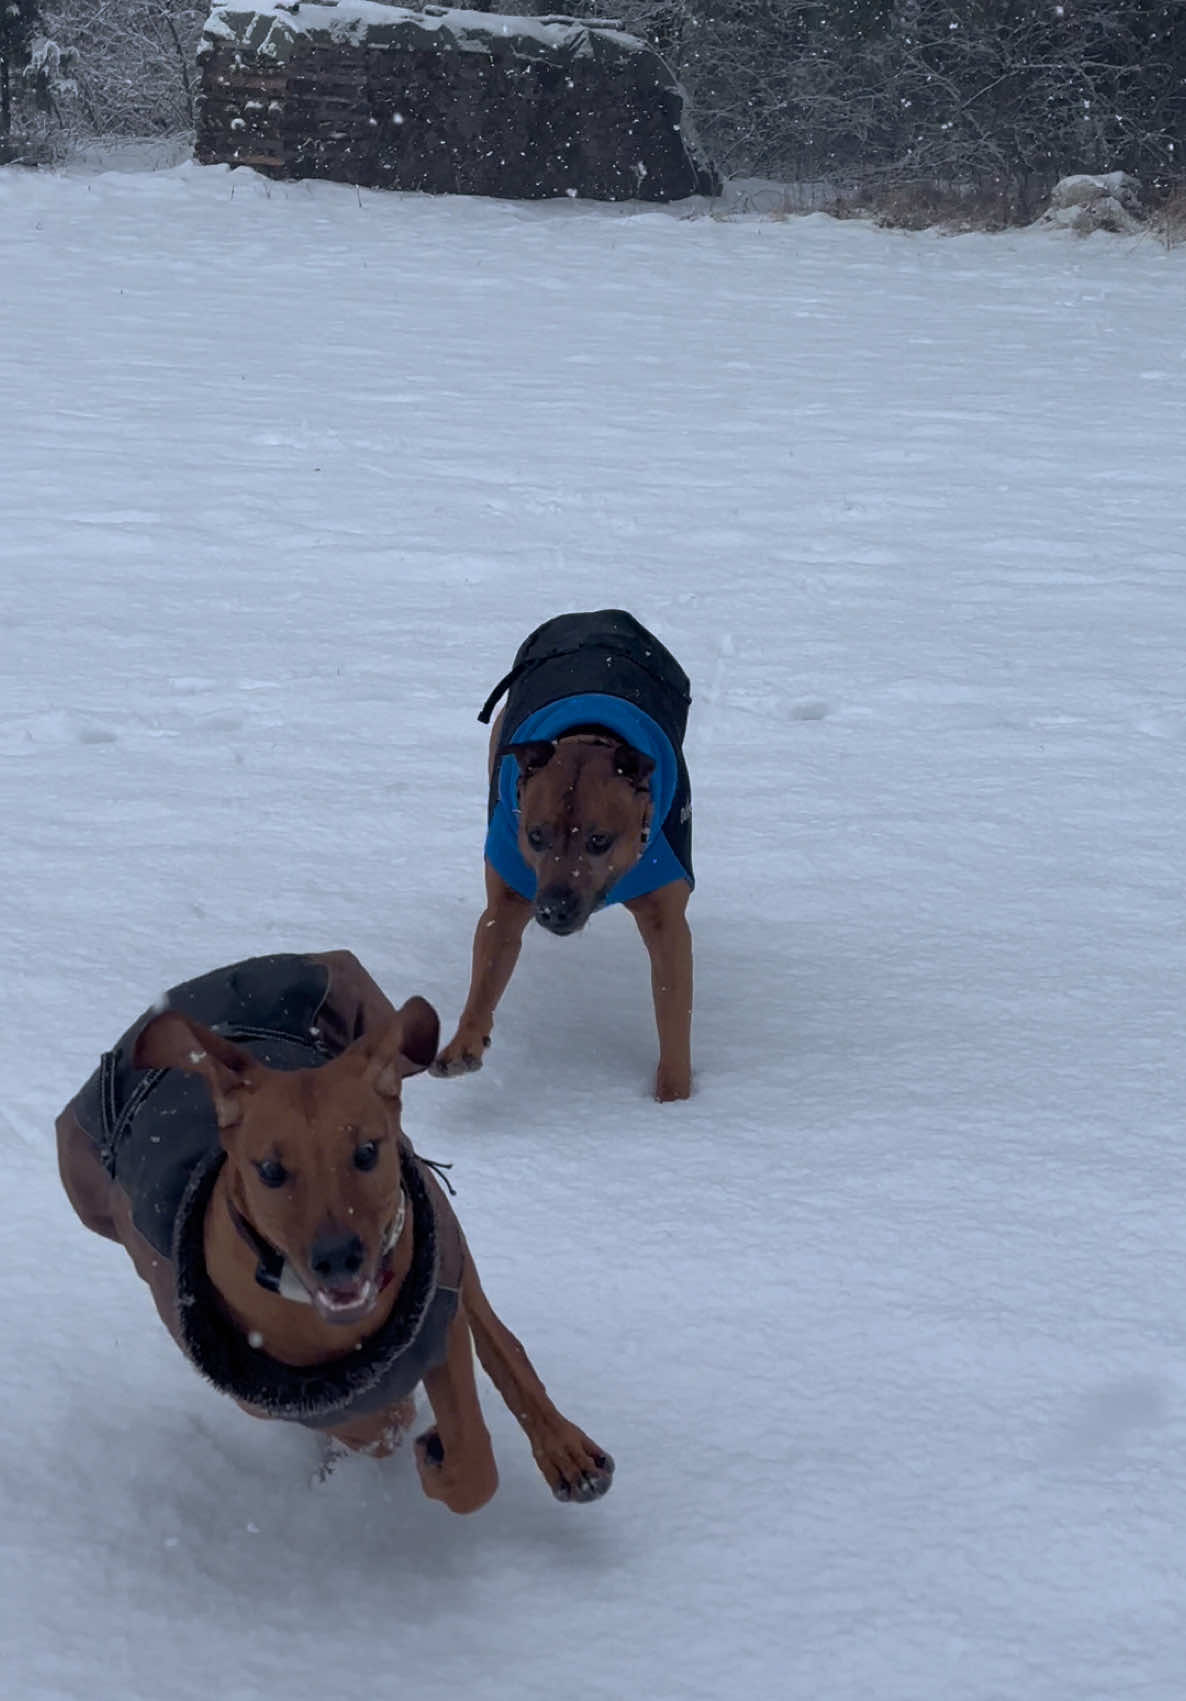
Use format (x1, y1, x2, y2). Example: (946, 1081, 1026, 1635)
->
(460, 1257, 614, 1505)
(432, 865, 532, 1078)
(320, 1397, 417, 1468)
(56, 1109, 122, 1241)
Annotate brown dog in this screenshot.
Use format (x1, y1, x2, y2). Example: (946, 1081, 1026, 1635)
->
(56, 950, 613, 1514)
(432, 610, 694, 1101)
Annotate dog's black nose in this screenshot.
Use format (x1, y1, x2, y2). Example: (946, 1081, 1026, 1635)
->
(536, 885, 582, 935)
(309, 1231, 366, 1284)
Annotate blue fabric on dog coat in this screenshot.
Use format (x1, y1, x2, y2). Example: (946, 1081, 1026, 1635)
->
(478, 609, 694, 909)
(485, 692, 687, 904)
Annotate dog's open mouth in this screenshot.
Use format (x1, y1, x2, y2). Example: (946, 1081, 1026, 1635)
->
(311, 1278, 379, 1327)
(292, 1198, 405, 1326)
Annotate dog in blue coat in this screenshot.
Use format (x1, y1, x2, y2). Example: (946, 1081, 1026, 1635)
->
(433, 610, 694, 1101)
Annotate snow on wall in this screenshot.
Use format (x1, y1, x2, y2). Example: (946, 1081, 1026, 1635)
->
(200, 2, 648, 67)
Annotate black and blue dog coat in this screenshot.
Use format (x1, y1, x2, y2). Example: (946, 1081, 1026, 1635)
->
(479, 609, 694, 906)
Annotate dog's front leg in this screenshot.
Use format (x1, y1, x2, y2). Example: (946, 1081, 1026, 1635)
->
(461, 1255, 613, 1504)
(415, 1303, 499, 1514)
(625, 881, 693, 1102)
(432, 864, 532, 1077)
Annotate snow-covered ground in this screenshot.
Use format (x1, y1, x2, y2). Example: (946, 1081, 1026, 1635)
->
(2, 160, 1185, 1701)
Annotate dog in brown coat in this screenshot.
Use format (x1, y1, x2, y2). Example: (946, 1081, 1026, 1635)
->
(56, 950, 613, 1514)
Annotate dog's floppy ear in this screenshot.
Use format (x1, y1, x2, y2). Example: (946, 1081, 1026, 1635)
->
(392, 995, 440, 1082)
(350, 997, 441, 1097)
(613, 744, 656, 790)
(133, 1011, 259, 1130)
(502, 739, 555, 778)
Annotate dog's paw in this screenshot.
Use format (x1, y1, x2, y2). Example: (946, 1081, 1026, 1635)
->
(416, 1427, 446, 1468)
(430, 1034, 490, 1079)
(538, 1427, 615, 1505)
(414, 1427, 498, 1514)
(429, 1053, 484, 1078)
(654, 1065, 691, 1103)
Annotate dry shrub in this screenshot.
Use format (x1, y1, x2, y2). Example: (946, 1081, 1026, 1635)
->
(871, 179, 1037, 232)
(1155, 184, 1186, 248)
(818, 177, 1040, 233)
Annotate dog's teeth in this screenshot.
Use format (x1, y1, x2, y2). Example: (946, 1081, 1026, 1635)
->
(316, 1279, 376, 1315)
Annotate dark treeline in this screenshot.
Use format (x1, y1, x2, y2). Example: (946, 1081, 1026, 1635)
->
(4, 0, 1185, 200)
(559, 0, 1186, 195)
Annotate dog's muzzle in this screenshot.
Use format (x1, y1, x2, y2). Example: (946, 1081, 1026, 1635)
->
(268, 1190, 407, 1324)
(535, 885, 587, 936)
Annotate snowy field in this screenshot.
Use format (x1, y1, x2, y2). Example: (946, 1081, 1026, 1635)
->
(2, 159, 1185, 1700)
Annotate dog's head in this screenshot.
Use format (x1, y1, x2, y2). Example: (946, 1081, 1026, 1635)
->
(133, 996, 440, 1327)
(504, 736, 654, 935)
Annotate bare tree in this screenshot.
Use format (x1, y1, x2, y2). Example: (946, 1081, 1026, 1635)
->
(562, 0, 1186, 191)
(2, 0, 75, 151)
(42, 0, 202, 135)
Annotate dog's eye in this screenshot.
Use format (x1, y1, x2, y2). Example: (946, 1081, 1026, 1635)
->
(526, 826, 546, 851)
(586, 832, 615, 856)
(353, 1140, 380, 1172)
(255, 1159, 288, 1189)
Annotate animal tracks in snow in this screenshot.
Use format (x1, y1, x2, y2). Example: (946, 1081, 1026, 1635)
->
(0, 709, 119, 753)
(0, 704, 249, 752)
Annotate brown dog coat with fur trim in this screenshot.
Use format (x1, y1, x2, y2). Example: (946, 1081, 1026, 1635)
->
(56, 950, 463, 1429)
